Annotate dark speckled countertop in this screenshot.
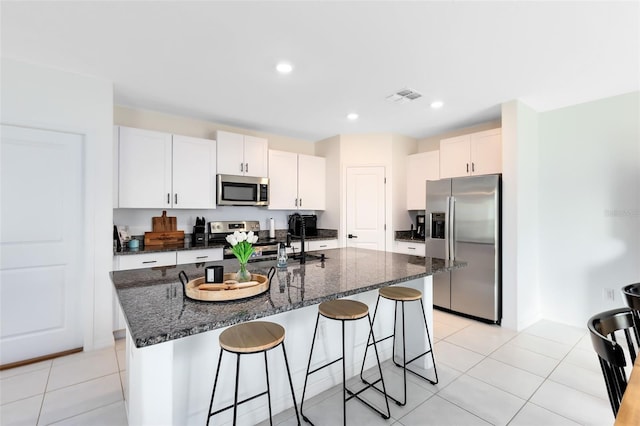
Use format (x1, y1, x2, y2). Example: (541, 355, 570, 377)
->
(111, 247, 464, 348)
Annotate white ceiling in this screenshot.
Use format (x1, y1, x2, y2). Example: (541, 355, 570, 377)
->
(1, 1, 638, 141)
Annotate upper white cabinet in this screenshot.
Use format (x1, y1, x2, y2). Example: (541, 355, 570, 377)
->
(406, 150, 439, 210)
(439, 128, 502, 179)
(117, 126, 216, 209)
(268, 150, 326, 210)
(216, 130, 268, 177)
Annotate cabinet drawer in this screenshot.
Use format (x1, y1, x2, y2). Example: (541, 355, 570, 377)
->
(115, 252, 176, 271)
(396, 242, 425, 256)
(307, 239, 338, 251)
(176, 248, 223, 265)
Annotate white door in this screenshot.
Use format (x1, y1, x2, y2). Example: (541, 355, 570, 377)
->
(345, 166, 386, 250)
(172, 135, 216, 209)
(1, 125, 84, 365)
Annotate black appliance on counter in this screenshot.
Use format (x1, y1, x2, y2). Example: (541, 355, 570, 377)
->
(288, 214, 317, 237)
(416, 214, 426, 238)
(208, 220, 279, 260)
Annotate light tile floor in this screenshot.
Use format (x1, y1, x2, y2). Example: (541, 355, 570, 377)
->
(1, 311, 614, 425)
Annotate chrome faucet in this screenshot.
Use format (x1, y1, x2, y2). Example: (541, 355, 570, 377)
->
(287, 213, 306, 264)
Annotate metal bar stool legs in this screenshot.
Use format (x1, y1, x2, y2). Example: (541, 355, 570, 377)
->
(206, 321, 301, 425)
(300, 300, 391, 426)
(360, 287, 438, 406)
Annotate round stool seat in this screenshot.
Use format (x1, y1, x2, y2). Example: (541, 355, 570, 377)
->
(319, 299, 368, 320)
(379, 286, 422, 301)
(219, 321, 285, 354)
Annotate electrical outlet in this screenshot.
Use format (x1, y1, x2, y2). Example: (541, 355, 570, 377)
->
(603, 288, 616, 302)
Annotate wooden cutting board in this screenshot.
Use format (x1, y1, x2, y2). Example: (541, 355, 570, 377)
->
(144, 230, 184, 246)
(152, 211, 177, 232)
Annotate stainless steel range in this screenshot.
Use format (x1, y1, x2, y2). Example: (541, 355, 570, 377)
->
(208, 220, 279, 260)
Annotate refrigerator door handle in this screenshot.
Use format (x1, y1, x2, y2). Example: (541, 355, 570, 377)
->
(449, 196, 456, 260)
(445, 196, 451, 260)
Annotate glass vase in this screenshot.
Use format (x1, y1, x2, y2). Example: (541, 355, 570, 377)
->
(236, 262, 251, 282)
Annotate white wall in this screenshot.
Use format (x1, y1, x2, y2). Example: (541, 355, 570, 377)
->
(314, 135, 342, 237)
(1, 58, 114, 350)
(537, 92, 640, 327)
(115, 105, 315, 155)
(501, 100, 541, 330)
(391, 134, 418, 232)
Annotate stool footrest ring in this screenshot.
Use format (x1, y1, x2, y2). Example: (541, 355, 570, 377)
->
(345, 386, 391, 419)
(209, 390, 268, 418)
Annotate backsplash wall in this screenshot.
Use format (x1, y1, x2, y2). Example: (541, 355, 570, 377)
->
(113, 207, 310, 236)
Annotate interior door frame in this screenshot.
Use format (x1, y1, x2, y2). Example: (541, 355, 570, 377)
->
(342, 164, 388, 250)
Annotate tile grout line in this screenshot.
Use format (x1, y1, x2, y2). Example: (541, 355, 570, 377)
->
(503, 330, 594, 425)
(36, 361, 53, 426)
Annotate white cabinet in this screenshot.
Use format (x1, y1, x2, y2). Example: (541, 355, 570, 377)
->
(439, 128, 501, 179)
(114, 252, 177, 271)
(216, 130, 268, 177)
(307, 239, 338, 251)
(117, 127, 216, 209)
(286, 239, 338, 254)
(176, 248, 223, 265)
(395, 241, 425, 256)
(407, 151, 439, 210)
(298, 154, 326, 210)
(171, 135, 217, 209)
(268, 150, 326, 210)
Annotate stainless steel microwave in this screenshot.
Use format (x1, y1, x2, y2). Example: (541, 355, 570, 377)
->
(216, 174, 269, 206)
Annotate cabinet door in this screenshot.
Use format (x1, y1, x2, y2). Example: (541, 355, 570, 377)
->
(470, 129, 502, 175)
(307, 239, 338, 251)
(172, 135, 217, 209)
(119, 127, 172, 208)
(216, 131, 245, 175)
(395, 241, 425, 256)
(176, 248, 223, 265)
(114, 252, 176, 271)
(298, 154, 326, 210)
(243, 135, 268, 177)
(268, 150, 298, 210)
(439, 134, 471, 179)
(407, 151, 439, 210)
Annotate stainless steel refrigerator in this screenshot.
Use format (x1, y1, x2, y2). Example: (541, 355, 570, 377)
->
(426, 174, 501, 324)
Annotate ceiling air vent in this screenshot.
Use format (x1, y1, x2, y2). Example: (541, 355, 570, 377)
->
(386, 88, 423, 103)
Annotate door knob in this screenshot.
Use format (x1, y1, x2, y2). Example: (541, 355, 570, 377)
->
(348, 234, 358, 239)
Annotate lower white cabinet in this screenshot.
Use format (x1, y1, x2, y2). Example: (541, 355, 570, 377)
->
(395, 241, 425, 256)
(308, 239, 338, 251)
(114, 251, 177, 271)
(176, 248, 223, 265)
(286, 239, 338, 254)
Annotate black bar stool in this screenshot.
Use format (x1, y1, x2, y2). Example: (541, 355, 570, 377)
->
(300, 299, 390, 426)
(360, 286, 438, 406)
(207, 321, 300, 425)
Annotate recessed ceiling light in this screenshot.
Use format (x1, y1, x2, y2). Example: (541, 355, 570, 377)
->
(430, 100, 444, 109)
(276, 62, 293, 74)
(347, 113, 359, 120)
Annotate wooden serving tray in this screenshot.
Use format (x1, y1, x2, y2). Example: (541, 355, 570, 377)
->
(184, 273, 269, 302)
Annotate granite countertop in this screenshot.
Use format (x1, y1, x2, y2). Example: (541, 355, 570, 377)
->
(114, 229, 338, 256)
(111, 247, 465, 348)
(395, 230, 426, 243)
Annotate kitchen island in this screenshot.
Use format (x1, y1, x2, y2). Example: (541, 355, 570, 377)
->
(112, 247, 464, 425)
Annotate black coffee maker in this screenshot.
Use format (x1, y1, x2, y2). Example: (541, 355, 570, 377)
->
(416, 215, 426, 238)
